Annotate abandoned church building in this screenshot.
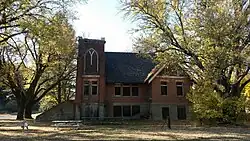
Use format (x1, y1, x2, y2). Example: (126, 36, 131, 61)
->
(36, 38, 191, 121)
(74, 38, 191, 121)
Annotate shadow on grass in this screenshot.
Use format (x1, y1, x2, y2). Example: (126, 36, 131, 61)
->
(0, 120, 250, 140)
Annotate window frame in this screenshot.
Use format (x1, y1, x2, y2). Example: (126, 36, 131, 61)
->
(83, 81, 90, 96)
(83, 80, 98, 96)
(113, 105, 141, 117)
(91, 80, 98, 95)
(114, 84, 140, 97)
(177, 105, 187, 120)
(114, 86, 121, 96)
(122, 85, 131, 96)
(176, 81, 184, 96)
(161, 81, 168, 96)
(122, 105, 131, 117)
(132, 86, 139, 96)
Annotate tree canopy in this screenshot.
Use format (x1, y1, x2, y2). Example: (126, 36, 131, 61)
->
(0, 0, 83, 44)
(0, 0, 84, 119)
(120, 0, 250, 122)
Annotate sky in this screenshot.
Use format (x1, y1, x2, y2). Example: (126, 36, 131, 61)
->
(73, 0, 135, 52)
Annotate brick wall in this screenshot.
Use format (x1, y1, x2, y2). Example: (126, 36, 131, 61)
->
(105, 84, 150, 117)
(151, 76, 190, 104)
(150, 76, 191, 120)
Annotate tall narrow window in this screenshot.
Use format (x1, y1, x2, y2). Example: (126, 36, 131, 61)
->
(113, 106, 122, 117)
(83, 80, 98, 96)
(84, 48, 98, 73)
(87, 48, 98, 66)
(91, 81, 98, 95)
(162, 107, 169, 120)
(123, 86, 130, 96)
(177, 105, 186, 120)
(132, 86, 139, 96)
(84, 81, 90, 95)
(123, 105, 131, 117)
(115, 87, 121, 96)
(176, 82, 183, 96)
(161, 81, 168, 95)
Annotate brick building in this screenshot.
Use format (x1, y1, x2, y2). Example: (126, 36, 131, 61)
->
(74, 38, 191, 120)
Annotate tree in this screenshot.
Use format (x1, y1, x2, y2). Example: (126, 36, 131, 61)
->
(39, 79, 76, 112)
(120, 0, 250, 122)
(39, 62, 76, 112)
(0, 13, 76, 120)
(0, 0, 83, 45)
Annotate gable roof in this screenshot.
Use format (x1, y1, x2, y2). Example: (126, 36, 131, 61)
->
(105, 52, 155, 83)
(144, 64, 166, 84)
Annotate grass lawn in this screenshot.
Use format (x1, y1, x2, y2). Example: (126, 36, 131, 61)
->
(0, 119, 250, 141)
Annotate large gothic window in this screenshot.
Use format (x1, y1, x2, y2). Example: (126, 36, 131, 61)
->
(84, 48, 98, 74)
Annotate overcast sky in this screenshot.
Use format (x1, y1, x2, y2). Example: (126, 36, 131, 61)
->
(73, 0, 135, 52)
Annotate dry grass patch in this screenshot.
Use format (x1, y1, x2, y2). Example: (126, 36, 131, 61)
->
(0, 119, 250, 140)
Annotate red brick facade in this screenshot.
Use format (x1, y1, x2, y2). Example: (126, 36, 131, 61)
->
(75, 38, 191, 120)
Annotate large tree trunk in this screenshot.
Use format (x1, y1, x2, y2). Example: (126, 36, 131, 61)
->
(25, 102, 34, 119)
(16, 98, 25, 120)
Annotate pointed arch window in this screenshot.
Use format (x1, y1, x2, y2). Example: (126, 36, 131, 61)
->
(84, 48, 98, 73)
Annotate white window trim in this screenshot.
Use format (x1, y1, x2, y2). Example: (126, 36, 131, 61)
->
(83, 80, 98, 96)
(84, 48, 99, 73)
(114, 86, 122, 97)
(114, 84, 139, 97)
(161, 81, 168, 96)
(83, 81, 90, 96)
(176, 81, 184, 97)
(91, 81, 98, 95)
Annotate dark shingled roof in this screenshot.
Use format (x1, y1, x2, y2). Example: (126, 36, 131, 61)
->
(105, 52, 155, 83)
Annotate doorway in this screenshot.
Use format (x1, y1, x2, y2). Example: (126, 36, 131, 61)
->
(162, 107, 170, 120)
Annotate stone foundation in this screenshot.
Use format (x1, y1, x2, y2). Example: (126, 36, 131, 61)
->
(151, 103, 189, 120)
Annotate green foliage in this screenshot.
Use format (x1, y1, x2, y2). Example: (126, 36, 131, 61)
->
(0, 0, 84, 119)
(221, 96, 248, 123)
(0, 0, 85, 44)
(39, 95, 58, 112)
(121, 0, 250, 123)
(187, 81, 223, 120)
(188, 80, 248, 123)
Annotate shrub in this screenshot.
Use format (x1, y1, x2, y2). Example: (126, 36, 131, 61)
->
(187, 81, 248, 125)
(39, 95, 58, 112)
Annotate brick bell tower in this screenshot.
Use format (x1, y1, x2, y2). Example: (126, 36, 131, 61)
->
(75, 37, 106, 119)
